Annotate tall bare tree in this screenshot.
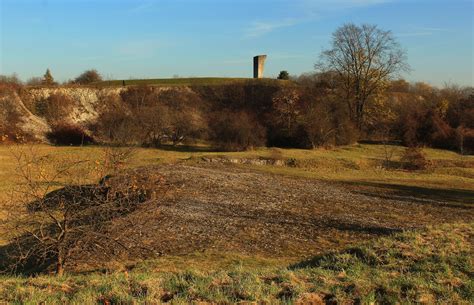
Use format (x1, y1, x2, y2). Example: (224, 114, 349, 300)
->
(316, 23, 409, 130)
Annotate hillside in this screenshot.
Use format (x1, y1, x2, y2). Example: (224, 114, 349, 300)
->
(1, 80, 292, 143)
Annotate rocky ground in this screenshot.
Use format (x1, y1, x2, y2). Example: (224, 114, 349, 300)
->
(87, 163, 473, 267)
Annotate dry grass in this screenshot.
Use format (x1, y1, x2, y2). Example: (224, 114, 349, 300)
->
(1, 222, 472, 304)
(0, 144, 472, 303)
(1, 143, 472, 202)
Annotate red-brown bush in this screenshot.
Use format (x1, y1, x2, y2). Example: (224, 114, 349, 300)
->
(208, 110, 266, 151)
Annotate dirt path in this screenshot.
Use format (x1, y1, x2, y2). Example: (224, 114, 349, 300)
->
(105, 164, 473, 260)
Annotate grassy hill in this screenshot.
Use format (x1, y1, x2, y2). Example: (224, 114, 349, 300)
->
(95, 77, 292, 87)
(1, 222, 472, 304)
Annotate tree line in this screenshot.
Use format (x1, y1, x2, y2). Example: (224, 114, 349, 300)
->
(0, 23, 473, 153)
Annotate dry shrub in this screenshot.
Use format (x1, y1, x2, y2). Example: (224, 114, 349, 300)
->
(100, 147, 136, 176)
(401, 147, 429, 170)
(0, 88, 33, 143)
(269, 148, 284, 160)
(209, 110, 266, 151)
(35, 93, 74, 123)
(120, 85, 156, 110)
(107, 86, 207, 147)
(0, 101, 21, 142)
(95, 108, 138, 145)
(1, 147, 167, 275)
(47, 123, 95, 146)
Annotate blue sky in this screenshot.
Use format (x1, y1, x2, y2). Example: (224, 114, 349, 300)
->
(1, 0, 473, 86)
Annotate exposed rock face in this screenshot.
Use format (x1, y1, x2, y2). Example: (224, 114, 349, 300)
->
(1, 86, 188, 142)
(0, 90, 50, 142)
(24, 87, 124, 124)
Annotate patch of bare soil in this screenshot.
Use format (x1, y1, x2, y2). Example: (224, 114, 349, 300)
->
(84, 163, 473, 266)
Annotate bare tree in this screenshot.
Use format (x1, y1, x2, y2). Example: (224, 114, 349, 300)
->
(316, 23, 409, 130)
(272, 89, 301, 131)
(26, 77, 43, 86)
(303, 100, 337, 148)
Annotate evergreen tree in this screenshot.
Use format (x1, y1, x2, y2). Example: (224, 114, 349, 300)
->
(43, 68, 55, 85)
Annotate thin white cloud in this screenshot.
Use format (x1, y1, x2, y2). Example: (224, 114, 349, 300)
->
(396, 32, 434, 37)
(396, 26, 449, 38)
(243, 0, 393, 39)
(301, 0, 391, 10)
(415, 27, 448, 32)
(244, 19, 300, 39)
(129, 0, 158, 13)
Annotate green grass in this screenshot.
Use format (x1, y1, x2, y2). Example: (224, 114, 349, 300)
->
(94, 77, 292, 87)
(1, 223, 472, 304)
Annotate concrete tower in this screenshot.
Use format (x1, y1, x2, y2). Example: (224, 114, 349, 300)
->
(253, 55, 267, 78)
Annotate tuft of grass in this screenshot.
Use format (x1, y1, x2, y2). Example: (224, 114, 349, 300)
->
(0, 223, 472, 304)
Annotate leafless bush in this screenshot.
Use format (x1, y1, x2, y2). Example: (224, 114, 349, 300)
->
(209, 110, 266, 151)
(105, 86, 207, 147)
(95, 108, 138, 145)
(302, 100, 337, 148)
(100, 146, 136, 176)
(26, 77, 43, 86)
(1, 146, 164, 275)
(0, 74, 22, 87)
(401, 147, 430, 170)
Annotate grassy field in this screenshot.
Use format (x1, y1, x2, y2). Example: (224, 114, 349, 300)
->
(1, 143, 472, 203)
(0, 144, 473, 303)
(94, 77, 291, 87)
(1, 222, 472, 304)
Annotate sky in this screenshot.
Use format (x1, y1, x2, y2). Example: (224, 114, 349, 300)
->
(0, 0, 473, 86)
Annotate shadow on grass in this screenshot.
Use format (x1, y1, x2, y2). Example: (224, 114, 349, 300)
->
(154, 144, 217, 153)
(345, 181, 474, 209)
(289, 246, 379, 270)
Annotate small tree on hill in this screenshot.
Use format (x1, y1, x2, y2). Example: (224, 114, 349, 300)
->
(42, 69, 55, 85)
(74, 69, 102, 85)
(277, 71, 290, 80)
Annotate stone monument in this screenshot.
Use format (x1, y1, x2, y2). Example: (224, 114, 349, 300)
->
(253, 55, 267, 78)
